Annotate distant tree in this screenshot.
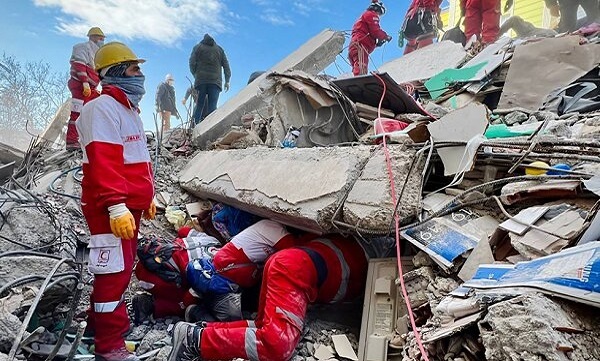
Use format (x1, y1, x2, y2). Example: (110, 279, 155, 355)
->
(0, 53, 69, 132)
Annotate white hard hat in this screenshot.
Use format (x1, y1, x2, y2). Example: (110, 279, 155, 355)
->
(165, 73, 174, 81)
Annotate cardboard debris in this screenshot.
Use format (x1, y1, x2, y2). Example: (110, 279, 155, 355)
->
(427, 103, 489, 176)
(458, 236, 495, 281)
(498, 36, 600, 110)
(331, 334, 358, 361)
(501, 180, 582, 205)
(499, 206, 550, 236)
(464, 241, 600, 307)
(401, 214, 481, 271)
(511, 210, 585, 256)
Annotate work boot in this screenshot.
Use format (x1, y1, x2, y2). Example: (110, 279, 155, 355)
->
(132, 293, 154, 325)
(95, 346, 139, 361)
(168, 322, 203, 361)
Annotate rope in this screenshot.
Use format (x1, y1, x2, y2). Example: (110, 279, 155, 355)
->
(373, 72, 430, 361)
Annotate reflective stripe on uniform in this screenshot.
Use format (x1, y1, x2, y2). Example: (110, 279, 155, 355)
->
(94, 299, 121, 313)
(314, 239, 349, 303)
(244, 327, 259, 361)
(247, 320, 256, 328)
(276, 307, 303, 330)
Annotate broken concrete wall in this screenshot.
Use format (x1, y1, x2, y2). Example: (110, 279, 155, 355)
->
(180, 144, 424, 233)
(479, 293, 600, 361)
(267, 87, 358, 148)
(192, 29, 345, 149)
(343, 144, 424, 231)
(179, 146, 373, 233)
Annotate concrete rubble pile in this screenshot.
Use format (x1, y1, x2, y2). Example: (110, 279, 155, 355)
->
(2, 24, 600, 361)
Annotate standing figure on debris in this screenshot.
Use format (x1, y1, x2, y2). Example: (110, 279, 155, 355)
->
(400, 0, 443, 55)
(348, 1, 392, 76)
(77, 42, 155, 361)
(189, 34, 231, 125)
(460, 0, 502, 45)
(168, 236, 368, 361)
(185, 219, 305, 323)
(66, 27, 105, 150)
(542, 0, 600, 33)
(155, 73, 179, 133)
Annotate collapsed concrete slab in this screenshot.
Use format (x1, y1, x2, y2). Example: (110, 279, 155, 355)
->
(192, 29, 345, 149)
(180, 144, 424, 233)
(343, 145, 424, 231)
(179, 146, 372, 233)
(479, 294, 600, 361)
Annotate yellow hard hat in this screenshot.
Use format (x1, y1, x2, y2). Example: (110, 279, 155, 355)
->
(87, 27, 105, 37)
(94, 42, 145, 71)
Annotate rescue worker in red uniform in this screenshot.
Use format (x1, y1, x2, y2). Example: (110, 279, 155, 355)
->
(185, 219, 305, 322)
(67, 27, 104, 150)
(402, 0, 443, 55)
(460, 0, 501, 45)
(168, 236, 368, 361)
(77, 42, 155, 361)
(133, 228, 221, 323)
(349, 1, 392, 76)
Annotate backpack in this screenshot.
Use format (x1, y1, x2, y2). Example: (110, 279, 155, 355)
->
(137, 235, 185, 287)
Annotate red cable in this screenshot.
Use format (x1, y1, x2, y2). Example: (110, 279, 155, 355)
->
(372, 72, 430, 361)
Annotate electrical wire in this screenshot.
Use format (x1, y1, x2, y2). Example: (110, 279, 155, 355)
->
(372, 72, 430, 361)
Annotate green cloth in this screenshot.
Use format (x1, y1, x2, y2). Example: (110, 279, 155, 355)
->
(425, 62, 487, 99)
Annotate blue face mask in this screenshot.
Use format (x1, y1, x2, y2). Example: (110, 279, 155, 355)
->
(102, 75, 146, 108)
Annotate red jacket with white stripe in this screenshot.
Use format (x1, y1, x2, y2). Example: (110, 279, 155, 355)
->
(77, 85, 154, 211)
(351, 9, 390, 54)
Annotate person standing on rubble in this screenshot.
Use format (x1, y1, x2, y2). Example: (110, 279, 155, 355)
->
(66, 27, 105, 150)
(542, 0, 600, 33)
(155, 73, 179, 133)
(76, 41, 155, 361)
(460, 0, 502, 45)
(400, 0, 443, 55)
(168, 235, 368, 361)
(348, 1, 392, 76)
(184, 219, 307, 322)
(189, 34, 231, 125)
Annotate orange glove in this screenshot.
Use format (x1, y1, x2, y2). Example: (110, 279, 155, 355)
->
(108, 203, 136, 240)
(143, 201, 156, 220)
(82, 82, 91, 97)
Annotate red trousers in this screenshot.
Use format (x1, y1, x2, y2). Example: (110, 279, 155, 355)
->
(201, 249, 316, 361)
(200, 238, 367, 361)
(67, 79, 98, 147)
(464, 0, 501, 44)
(403, 37, 434, 55)
(135, 263, 198, 318)
(83, 204, 142, 354)
(348, 41, 370, 76)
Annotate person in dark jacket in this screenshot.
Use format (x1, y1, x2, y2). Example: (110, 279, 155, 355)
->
(189, 34, 231, 125)
(156, 74, 179, 132)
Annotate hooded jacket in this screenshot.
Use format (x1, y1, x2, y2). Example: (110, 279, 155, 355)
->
(189, 34, 231, 90)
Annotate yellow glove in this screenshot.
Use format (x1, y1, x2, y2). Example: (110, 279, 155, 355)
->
(108, 203, 136, 240)
(143, 201, 156, 220)
(82, 82, 91, 97)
